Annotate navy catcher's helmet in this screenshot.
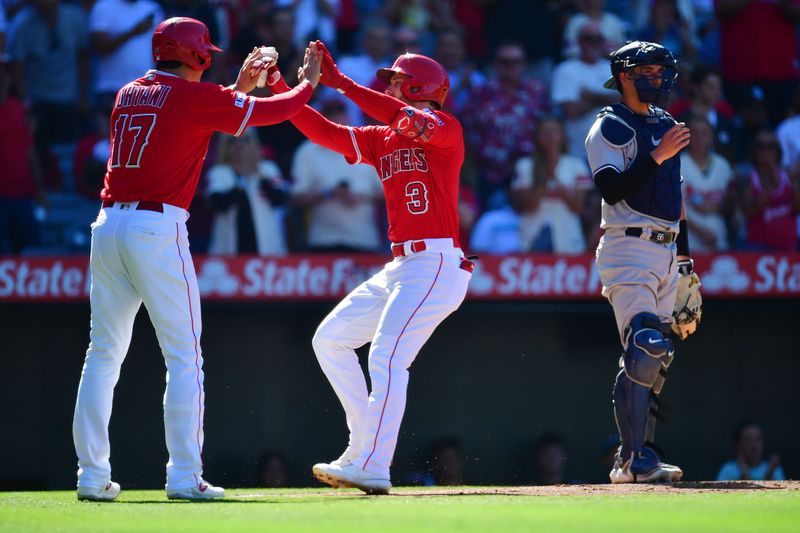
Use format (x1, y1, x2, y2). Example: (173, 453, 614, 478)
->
(603, 41, 678, 108)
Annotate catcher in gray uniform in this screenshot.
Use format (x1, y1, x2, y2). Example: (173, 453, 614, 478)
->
(585, 41, 703, 483)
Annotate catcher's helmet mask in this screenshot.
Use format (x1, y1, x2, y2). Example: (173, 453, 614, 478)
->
(152, 17, 222, 72)
(604, 41, 678, 108)
(376, 53, 450, 109)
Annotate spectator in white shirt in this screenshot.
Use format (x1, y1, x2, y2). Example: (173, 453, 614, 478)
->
(680, 114, 735, 251)
(562, 0, 625, 58)
(511, 116, 593, 254)
(88, 0, 163, 105)
(551, 21, 618, 158)
(290, 97, 384, 252)
(334, 17, 392, 125)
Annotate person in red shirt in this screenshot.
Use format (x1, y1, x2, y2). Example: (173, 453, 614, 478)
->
(71, 17, 321, 502)
(716, 0, 800, 126)
(0, 54, 44, 254)
(740, 130, 800, 251)
(268, 42, 473, 495)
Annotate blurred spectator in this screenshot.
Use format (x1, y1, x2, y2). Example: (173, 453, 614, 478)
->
(483, 0, 560, 79)
(731, 85, 770, 167)
(382, 0, 455, 56)
(737, 130, 800, 251)
(0, 53, 44, 254)
(231, 5, 304, 86)
(162, 0, 222, 45)
(446, 0, 487, 60)
(638, 0, 698, 61)
(335, 0, 359, 53)
(532, 432, 571, 486)
(681, 114, 735, 252)
(276, 0, 338, 51)
(88, 0, 162, 107)
(427, 436, 465, 486)
(206, 129, 289, 256)
(406, 436, 466, 486)
(563, 0, 625, 59)
(511, 116, 592, 254)
(434, 25, 484, 117)
(391, 24, 422, 57)
(469, 202, 522, 254)
(670, 65, 736, 161)
(336, 17, 392, 125)
(290, 97, 383, 253)
(716, 421, 785, 481)
(7, 0, 90, 191)
(72, 101, 113, 200)
(776, 87, 800, 175)
(550, 21, 618, 158)
(256, 450, 290, 488)
(716, 0, 800, 128)
(463, 42, 548, 210)
(232, 5, 306, 176)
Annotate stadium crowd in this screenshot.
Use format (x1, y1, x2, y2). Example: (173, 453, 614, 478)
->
(2, 0, 800, 256)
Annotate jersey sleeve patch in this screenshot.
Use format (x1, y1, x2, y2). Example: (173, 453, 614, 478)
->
(600, 115, 636, 148)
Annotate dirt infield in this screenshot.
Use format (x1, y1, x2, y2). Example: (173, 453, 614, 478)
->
(385, 480, 800, 497)
(234, 480, 799, 499)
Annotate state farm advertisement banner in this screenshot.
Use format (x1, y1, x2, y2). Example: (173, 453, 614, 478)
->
(1, 253, 799, 302)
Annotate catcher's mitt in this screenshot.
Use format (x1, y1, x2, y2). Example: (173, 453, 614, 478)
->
(671, 259, 702, 340)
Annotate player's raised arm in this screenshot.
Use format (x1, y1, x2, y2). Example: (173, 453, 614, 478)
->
(242, 43, 320, 127)
(262, 50, 361, 161)
(314, 41, 404, 125)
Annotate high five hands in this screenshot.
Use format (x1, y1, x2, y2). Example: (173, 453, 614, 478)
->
(298, 41, 322, 88)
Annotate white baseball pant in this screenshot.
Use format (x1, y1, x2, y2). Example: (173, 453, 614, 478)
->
(312, 238, 471, 479)
(73, 201, 207, 491)
(596, 230, 678, 342)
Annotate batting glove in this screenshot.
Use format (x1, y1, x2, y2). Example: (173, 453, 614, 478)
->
(316, 40, 355, 94)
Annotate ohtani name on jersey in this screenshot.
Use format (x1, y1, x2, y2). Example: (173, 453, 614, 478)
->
(379, 148, 428, 181)
(116, 85, 172, 109)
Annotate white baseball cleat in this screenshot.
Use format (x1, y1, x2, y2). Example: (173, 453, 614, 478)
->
(610, 456, 684, 484)
(77, 481, 121, 502)
(166, 479, 225, 501)
(312, 462, 391, 495)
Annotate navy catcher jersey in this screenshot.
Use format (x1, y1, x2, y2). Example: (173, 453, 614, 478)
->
(585, 103, 683, 231)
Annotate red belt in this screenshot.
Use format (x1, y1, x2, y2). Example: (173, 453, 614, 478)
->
(391, 240, 427, 257)
(102, 199, 164, 213)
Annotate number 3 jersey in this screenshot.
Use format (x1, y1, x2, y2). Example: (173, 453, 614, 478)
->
(100, 70, 313, 210)
(343, 110, 464, 245)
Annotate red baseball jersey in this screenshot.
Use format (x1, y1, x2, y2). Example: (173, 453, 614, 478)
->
(101, 70, 313, 210)
(345, 112, 463, 244)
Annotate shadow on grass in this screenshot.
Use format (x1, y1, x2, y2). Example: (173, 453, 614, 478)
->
(117, 496, 366, 504)
(671, 481, 783, 491)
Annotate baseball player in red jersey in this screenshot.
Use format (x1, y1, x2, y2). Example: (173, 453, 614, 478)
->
(269, 42, 472, 495)
(71, 17, 321, 502)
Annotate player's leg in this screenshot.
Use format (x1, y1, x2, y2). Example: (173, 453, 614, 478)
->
(73, 211, 141, 497)
(311, 268, 390, 464)
(358, 252, 470, 481)
(597, 234, 680, 482)
(644, 248, 681, 457)
(122, 213, 221, 498)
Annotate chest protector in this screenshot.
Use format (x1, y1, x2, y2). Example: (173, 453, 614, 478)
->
(602, 103, 683, 222)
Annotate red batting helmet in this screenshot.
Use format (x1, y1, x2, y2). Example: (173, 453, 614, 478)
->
(376, 54, 450, 109)
(152, 17, 222, 71)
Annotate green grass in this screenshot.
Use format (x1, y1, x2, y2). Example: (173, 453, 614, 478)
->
(1, 487, 798, 533)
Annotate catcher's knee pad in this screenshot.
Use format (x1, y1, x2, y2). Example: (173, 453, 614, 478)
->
(623, 313, 674, 388)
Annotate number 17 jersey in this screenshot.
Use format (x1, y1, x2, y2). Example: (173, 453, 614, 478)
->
(101, 70, 312, 210)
